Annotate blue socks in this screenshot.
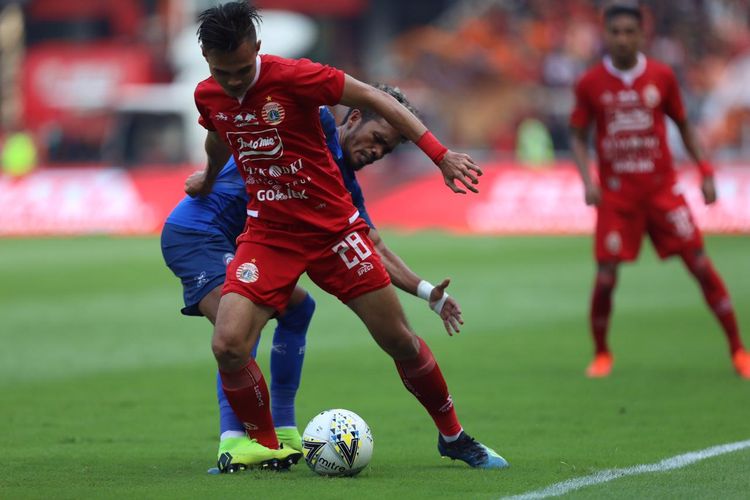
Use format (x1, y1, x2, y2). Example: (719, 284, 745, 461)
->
(217, 293, 315, 437)
(270, 293, 315, 428)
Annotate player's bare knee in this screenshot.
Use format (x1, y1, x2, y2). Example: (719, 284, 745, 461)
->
(685, 250, 710, 279)
(211, 330, 248, 370)
(596, 262, 618, 290)
(380, 329, 419, 359)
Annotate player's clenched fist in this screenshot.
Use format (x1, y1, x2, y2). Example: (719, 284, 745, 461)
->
(184, 170, 207, 197)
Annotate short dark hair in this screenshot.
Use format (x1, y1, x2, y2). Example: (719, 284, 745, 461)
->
(345, 83, 419, 143)
(197, 1, 262, 52)
(604, 2, 643, 24)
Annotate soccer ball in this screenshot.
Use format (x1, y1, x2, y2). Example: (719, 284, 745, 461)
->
(302, 409, 373, 477)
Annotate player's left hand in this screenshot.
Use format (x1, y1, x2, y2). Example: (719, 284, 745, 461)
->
(701, 176, 717, 205)
(185, 170, 209, 197)
(438, 151, 483, 194)
(429, 278, 464, 336)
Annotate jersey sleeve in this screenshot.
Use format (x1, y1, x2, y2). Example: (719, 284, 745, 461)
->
(194, 90, 216, 131)
(293, 58, 346, 106)
(570, 77, 593, 129)
(663, 68, 687, 123)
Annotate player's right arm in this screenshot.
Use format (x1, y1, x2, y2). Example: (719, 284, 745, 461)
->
(186, 130, 232, 197)
(569, 77, 601, 206)
(339, 75, 482, 195)
(369, 228, 463, 335)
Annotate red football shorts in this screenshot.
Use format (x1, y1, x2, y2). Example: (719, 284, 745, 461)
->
(222, 219, 391, 312)
(595, 182, 703, 263)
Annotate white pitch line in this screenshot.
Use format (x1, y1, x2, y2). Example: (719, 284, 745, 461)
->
(503, 439, 750, 500)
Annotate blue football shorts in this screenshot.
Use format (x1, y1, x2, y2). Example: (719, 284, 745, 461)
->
(160, 223, 236, 316)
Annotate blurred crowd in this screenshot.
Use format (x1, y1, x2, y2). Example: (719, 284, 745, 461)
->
(386, 0, 750, 161)
(1, 0, 750, 170)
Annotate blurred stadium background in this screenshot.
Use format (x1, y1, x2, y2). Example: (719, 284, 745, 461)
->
(2, 2, 750, 497)
(1, 0, 750, 236)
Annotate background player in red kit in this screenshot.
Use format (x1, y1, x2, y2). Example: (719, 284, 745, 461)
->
(570, 2, 750, 379)
(193, 2, 508, 472)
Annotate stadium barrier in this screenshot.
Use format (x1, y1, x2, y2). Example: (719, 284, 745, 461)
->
(1, 163, 749, 236)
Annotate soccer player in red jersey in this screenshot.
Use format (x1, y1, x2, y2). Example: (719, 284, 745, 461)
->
(570, 3, 750, 379)
(192, 2, 509, 472)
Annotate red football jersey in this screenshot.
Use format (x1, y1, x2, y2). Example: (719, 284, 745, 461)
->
(571, 54, 686, 194)
(195, 54, 358, 233)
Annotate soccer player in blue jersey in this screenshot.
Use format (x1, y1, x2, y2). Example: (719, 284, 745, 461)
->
(161, 84, 469, 471)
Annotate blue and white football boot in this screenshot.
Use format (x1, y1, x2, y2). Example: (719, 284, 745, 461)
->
(437, 431, 509, 469)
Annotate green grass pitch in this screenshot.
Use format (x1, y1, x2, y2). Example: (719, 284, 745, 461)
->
(1, 233, 749, 499)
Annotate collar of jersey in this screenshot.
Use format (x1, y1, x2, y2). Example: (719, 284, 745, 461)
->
(236, 54, 262, 104)
(603, 52, 646, 87)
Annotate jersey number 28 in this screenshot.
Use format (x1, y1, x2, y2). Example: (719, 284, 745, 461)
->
(332, 232, 372, 270)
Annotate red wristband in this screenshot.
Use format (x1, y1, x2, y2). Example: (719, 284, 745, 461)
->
(698, 160, 714, 177)
(416, 131, 448, 165)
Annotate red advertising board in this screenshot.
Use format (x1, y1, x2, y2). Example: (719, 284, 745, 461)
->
(0, 167, 189, 236)
(367, 164, 750, 235)
(1, 163, 749, 237)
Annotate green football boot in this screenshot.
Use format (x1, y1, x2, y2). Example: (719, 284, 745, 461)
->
(216, 437, 285, 473)
(275, 427, 303, 452)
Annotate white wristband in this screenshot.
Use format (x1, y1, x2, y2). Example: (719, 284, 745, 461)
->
(417, 280, 434, 301)
(431, 293, 449, 315)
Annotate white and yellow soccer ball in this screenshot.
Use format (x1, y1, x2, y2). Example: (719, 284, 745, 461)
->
(302, 409, 373, 476)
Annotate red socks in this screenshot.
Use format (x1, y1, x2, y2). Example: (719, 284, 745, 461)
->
(590, 271, 616, 354)
(681, 251, 743, 354)
(395, 337, 462, 436)
(220, 359, 279, 449)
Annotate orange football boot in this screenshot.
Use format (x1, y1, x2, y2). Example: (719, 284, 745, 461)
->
(732, 350, 750, 379)
(586, 352, 613, 378)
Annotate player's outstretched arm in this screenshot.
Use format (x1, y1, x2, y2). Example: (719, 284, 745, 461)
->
(369, 228, 463, 335)
(570, 126, 601, 206)
(675, 119, 717, 204)
(339, 76, 482, 194)
(187, 131, 231, 197)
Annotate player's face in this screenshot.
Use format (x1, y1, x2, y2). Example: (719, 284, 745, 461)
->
(604, 15, 642, 66)
(203, 39, 261, 99)
(341, 110, 402, 170)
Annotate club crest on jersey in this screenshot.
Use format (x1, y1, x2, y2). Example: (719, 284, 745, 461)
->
(642, 84, 661, 108)
(262, 101, 285, 125)
(234, 112, 258, 127)
(236, 262, 259, 283)
(228, 129, 284, 163)
(214, 112, 229, 122)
